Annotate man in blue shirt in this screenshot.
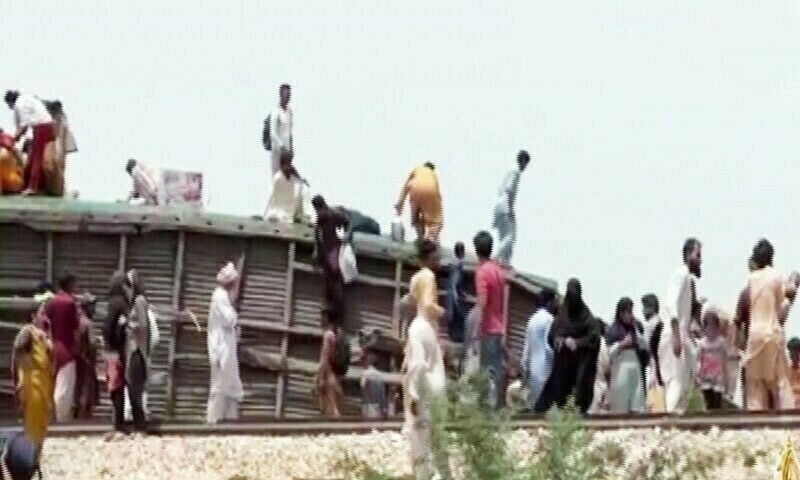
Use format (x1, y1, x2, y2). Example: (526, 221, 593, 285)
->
(445, 242, 467, 344)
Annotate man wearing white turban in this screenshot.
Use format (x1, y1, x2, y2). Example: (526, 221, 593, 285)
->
(206, 262, 244, 424)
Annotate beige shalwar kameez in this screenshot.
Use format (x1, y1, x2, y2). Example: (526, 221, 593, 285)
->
(742, 267, 793, 411)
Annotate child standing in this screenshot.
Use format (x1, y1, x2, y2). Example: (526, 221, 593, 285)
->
(696, 310, 728, 410)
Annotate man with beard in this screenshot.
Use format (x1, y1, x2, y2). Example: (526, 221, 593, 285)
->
(659, 238, 703, 414)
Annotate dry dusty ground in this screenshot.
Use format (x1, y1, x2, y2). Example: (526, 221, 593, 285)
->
(37, 428, 794, 479)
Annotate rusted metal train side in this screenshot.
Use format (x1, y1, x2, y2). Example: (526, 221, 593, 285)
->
(0, 198, 556, 422)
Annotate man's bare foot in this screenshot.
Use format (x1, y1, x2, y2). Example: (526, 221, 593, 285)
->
(20, 189, 38, 196)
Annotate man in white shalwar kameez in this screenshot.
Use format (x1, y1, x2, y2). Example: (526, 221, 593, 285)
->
(659, 238, 702, 414)
(206, 262, 244, 424)
(490, 150, 530, 268)
(269, 84, 293, 176)
(403, 240, 448, 480)
(265, 151, 307, 222)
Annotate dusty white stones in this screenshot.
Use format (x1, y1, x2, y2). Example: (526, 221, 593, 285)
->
(37, 428, 794, 479)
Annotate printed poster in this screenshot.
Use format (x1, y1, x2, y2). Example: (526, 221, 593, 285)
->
(160, 169, 203, 207)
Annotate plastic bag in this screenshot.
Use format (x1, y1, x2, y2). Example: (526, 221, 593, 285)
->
(339, 243, 358, 284)
(147, 306, 160, 352)
(391, 216, 405, 243)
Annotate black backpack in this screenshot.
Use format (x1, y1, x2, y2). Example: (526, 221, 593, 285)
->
(262, 115, 271, 151)
(331, 331, 351, 377)
(0, 431, 41, 480)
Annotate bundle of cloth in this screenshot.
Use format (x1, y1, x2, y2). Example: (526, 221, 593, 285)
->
(0, 132, 24, 194)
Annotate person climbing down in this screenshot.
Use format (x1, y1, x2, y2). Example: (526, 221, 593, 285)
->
(312, 195, 351, 319)
(395, 162, 443, 243)
(491, 150, 530, 269)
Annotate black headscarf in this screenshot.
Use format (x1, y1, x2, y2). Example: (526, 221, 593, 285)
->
(551, 278, 594, 340)
(104, 271, 130, 353)
(606, 297, 640, 346)
(607, 296, 650, 373)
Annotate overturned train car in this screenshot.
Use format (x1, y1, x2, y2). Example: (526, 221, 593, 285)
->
(0, 198, 557, 422)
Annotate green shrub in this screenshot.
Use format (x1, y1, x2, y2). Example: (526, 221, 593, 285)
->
(333, 372, 600, 480)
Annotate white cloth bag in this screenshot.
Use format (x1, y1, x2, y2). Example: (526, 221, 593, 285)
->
(336, 226, 358, 284)
(148, 306, 160, 351)
(339, 243, 358, 284)
(391, 215, 405, 243)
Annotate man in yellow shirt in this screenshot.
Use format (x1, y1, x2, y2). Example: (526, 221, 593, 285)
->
(395, 162, 443, 243)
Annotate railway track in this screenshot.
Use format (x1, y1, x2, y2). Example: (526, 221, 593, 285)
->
(6, 411, 800, 437)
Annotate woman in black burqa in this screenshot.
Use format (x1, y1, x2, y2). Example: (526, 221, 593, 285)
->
(535, 278, 601, 414)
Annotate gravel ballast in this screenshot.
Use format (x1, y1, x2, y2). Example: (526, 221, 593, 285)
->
(37, 428, 795, 479)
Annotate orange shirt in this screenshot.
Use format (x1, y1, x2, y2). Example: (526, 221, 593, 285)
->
(790, 365, 800, 408)
(406, 166, 442, 222)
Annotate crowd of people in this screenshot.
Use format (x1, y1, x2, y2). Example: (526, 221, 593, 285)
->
(5, 81, 800, 480)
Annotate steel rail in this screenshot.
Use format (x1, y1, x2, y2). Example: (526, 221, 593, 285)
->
(4, 411, 800, 437)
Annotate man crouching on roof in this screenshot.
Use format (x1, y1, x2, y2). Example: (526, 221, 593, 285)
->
(125, 158, 161, 206)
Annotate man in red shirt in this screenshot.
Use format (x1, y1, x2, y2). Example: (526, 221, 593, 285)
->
(470, 230, 507, 409)
(45, 273, 81, 422)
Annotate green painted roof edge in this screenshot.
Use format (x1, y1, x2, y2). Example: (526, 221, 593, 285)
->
(0, 197, 558, 293)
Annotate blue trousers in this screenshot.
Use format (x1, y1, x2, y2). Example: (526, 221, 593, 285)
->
(480, 335, 504, 409)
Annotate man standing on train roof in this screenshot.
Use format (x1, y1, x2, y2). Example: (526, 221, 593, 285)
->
(395, 162, 443, 244)
(267, 84, 293, 176)
(491, 150, 530, 269)
(4, 90, 55, 197)
(659, 238, 703, 414)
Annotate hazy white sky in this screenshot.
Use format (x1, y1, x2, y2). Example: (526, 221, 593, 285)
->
(5, 1, 800, 331)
